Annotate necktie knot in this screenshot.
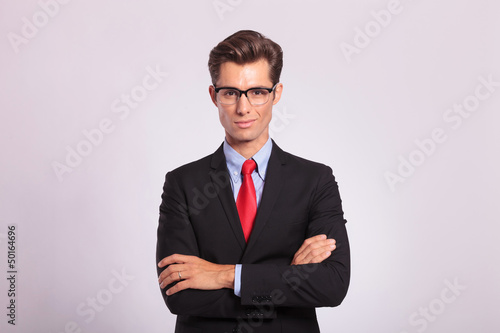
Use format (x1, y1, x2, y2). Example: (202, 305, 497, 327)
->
(241, 159, 256, 175)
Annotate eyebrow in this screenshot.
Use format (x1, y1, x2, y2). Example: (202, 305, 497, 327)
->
(213, 84, 275, 90)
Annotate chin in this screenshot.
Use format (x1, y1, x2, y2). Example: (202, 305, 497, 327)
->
(228, 128, 267, 144)
(236, 136, 257, 143)
(228, 134, 255, 144)
(231, 130, 254, 140)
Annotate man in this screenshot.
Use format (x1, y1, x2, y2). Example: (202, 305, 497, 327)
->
(157, 30, 350, 333)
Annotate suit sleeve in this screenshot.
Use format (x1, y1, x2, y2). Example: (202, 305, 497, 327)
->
(156, 172, 276, 318)
(240, 166, 350, 308)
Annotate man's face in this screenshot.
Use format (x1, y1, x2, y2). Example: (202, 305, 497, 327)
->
(209, 59, 283, 149)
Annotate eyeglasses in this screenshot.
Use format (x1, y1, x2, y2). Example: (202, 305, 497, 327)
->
(214, 84, 278, 106)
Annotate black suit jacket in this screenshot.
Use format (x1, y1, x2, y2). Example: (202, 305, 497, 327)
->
(156, 141, 350, 333)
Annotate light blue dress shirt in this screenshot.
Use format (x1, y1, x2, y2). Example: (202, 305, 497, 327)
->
(223, 137, 273, 297)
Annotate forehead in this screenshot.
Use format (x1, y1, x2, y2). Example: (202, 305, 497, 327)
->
(217, 59, 272, 88)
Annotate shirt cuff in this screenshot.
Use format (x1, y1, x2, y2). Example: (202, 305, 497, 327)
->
(234, 264, 242, 297)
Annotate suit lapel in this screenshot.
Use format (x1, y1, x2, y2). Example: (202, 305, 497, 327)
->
(210, 141, 288, 254)
(244, 141, 287, 255)
(210, 144, 247, 250)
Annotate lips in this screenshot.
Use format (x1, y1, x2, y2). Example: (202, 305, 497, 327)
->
(235, 120, 255, 129)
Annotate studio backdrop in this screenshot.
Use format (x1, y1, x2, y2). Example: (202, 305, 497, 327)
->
(1, 0, 499, 332)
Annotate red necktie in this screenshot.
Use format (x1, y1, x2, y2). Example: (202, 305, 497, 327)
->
(236, 159, 257, 242)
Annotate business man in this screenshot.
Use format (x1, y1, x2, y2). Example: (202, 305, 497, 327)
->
(156, 30, 350, 333)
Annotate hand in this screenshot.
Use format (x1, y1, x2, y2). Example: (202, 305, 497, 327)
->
(291, 234, 336, 265)
(157, 254, 235, 296)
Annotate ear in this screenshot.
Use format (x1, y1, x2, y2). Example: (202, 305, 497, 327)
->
(272, 83, 283, 106)
(209, 85, 218, 107)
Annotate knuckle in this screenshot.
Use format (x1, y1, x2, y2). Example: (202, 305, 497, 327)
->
(310, 257, 320, 264)
(308, 242, 319, 250)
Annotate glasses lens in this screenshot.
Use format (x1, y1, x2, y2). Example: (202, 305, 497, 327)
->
(247, 88, 270, 105)
(218, 88, 239, 105)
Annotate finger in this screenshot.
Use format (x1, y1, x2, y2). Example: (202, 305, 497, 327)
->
(308, 238, 335, 253)
(304, 242, 336, 262)
(313, 251, 331, 263)
(294, 241, 336, 265)
(158, 267, 187, 288)
(158, 254, 191, 268)
(296, 238, 334, 261)
(166, 280, 189, 296)
(298, 234, 326, 251)
(160, 270, 184, 289)
(308, 248, 334, 264)
(159, 270, 176, 289)
(158, 255, 173, 268)
(294, 234, 327, 259)
(159, 264, 187, 287)
(158, 263, 178, 282)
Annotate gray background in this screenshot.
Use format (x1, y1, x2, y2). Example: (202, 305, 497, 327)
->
(1, 0, 499, 332)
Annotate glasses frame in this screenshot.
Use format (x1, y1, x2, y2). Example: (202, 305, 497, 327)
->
(213, 83, 278, 106)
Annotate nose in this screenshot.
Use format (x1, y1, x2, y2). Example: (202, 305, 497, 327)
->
(236, 93, 252, 114)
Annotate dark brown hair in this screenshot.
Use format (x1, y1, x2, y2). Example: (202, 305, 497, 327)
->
(208, 30, 283, 86)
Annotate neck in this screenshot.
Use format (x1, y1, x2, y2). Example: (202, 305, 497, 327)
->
(226, 135, 269, 159)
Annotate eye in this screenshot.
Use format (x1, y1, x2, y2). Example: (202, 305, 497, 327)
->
(250, 89, 269, 96)
(222, 89, 238, 97)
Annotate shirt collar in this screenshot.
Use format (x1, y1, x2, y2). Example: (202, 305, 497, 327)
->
(223, 137, 272, 183)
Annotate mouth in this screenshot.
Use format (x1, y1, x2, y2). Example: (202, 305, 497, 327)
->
(235, 119, 255, 129)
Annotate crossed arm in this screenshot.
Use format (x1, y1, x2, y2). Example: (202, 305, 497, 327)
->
(158, 234, 337, 296)
(157, 166, 350, 316)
